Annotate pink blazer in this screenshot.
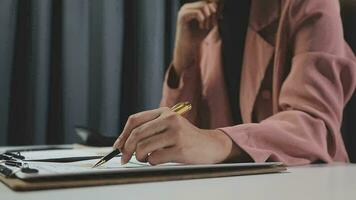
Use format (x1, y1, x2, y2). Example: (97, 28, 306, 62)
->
(161, 0, 356, 165)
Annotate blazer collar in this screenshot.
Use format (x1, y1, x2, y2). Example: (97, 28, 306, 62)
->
(204, 0, 280, 44)
(202, 0, 281, 123)
(249, 0, 280, 32)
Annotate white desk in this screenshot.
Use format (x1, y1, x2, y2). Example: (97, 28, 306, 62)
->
(1, 147, 356, 200)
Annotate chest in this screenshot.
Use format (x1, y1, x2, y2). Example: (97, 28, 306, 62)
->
(199, 20, 291, 124)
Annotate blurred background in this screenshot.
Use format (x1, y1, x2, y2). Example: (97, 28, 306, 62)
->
(0, 0, 186, 145)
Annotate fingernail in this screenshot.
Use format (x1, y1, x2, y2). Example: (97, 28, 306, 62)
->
(121, 157, 126, 165)
(121, 155, 129, 165)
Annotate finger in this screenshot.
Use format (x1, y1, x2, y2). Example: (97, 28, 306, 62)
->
(208, 3, 218, 28)
(180, 9, 205, 28)
(147, 147, 179, 166)
(114, 107, 168, 148)
(181, 1, 208, 10)
(121, 117, 169, 164)
(208, 2, 218, 13)
(207, 14, 215, 30)
(135, 132, 176, 163)
(188, 10, 205, 30)
(211, 13, 218, 27)
(202, 5, 211, 30)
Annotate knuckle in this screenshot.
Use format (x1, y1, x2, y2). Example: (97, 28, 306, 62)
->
(126, 132, 138, 147)
(136, 141, 146, 153)
(198, 7, 205, 13)
(166, 112, 178, 121)
(123, 138, 134, 152)
(204, 5, 210, 12)
(177, 9, 185, 18)
(160, 107, 171, 113)
(179, 4, 190, 14)
(130, 128, 139, 140)
(181, 4, 188, 10)
(128, 114, 138, 124)
(196, 9, 204, 17)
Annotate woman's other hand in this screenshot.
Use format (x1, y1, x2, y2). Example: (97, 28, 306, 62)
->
(173, 1, 219, 77)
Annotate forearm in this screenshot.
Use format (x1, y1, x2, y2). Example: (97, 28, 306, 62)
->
(172, 43, 200, 79)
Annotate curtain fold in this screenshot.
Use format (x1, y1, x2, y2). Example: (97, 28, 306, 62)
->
(0, 0, 180, 145)
(0, 0, 17, 145)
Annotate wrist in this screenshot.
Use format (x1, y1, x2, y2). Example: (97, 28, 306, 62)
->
(213, 130, 242, 162)
(172, 49, 199, 76)
(204, 129, 241, 163)
(210, 129, 254, 163)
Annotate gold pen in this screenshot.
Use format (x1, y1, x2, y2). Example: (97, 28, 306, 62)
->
(92, 102, 192, 168)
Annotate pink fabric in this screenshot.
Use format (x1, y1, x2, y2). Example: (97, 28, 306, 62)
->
(160, 0, 356, 166)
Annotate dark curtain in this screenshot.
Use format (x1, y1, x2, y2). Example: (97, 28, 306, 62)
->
(340, 0, 356, 162)
(0, 0, 180, 145)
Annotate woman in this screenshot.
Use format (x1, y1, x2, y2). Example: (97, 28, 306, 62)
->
(115, 0, 356, 166)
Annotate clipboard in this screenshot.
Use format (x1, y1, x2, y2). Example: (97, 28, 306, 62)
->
(0, 147, 287, 191)
(0, 157, 286, 191)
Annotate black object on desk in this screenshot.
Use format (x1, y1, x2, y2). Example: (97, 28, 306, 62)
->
(75, 126, 116, 147)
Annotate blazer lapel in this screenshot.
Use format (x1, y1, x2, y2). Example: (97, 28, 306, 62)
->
(239, 0, 280, 123)
(200, 0, 281, 124)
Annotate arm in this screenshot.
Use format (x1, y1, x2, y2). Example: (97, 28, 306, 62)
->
(220, 0, 356, 165)
(160, 1, 219, 125)
(113, 2, 241, 165)
(160, 64, 202, 125)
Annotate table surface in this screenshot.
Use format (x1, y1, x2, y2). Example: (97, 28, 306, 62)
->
(1, 147, 356, 200)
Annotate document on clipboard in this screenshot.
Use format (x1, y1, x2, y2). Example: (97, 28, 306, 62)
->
(1, 154, 284, 180)
(0, 147, 287, 191)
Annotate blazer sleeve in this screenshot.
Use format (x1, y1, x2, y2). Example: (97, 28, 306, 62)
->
(160, 63, 202, 125)
(220, 0, 356, 165)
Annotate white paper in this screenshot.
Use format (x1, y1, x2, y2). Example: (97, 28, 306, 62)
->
(13, 156, 282, 180)
(19, 147, 114, 161)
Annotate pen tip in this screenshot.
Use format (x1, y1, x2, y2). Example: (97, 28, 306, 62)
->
(92, 160, 105, 168)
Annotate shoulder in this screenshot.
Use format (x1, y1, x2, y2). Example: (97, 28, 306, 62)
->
(286, 0, 341, 23)
(282, 0, 346, 55)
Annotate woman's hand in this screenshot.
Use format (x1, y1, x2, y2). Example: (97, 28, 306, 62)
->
(173, 1, 219, 77)
(114, 107, 240, 165)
